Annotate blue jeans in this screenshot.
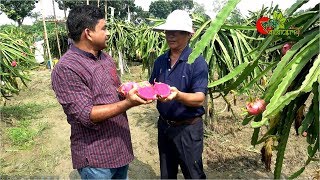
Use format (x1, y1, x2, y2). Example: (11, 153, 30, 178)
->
(78, 165, 129, 179)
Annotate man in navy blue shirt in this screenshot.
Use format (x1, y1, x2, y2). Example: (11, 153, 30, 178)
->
(150, 10, 208, 179)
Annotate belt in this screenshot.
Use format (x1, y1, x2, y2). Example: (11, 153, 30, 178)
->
(160, 116, 201, 126)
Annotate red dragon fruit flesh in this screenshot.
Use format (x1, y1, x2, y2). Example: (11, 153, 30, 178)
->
(137, 86, 157, 100)
(118, 81, 171, 100)
(153, 82, 171, 98)
(117, 82, 138, 96)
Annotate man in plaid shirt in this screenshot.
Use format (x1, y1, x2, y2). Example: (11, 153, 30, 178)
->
(51, 5, 150, 179)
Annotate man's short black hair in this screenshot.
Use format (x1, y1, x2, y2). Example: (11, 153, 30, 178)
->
(67, 5, 104, 42)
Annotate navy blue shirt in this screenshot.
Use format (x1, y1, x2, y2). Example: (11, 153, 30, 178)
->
(149, 45, 208, 121)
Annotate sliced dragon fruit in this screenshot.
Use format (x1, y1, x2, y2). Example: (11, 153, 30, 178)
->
(153, 82, 171, 98)
(137, 86, 157, 100)
(117, 82, 138, 96)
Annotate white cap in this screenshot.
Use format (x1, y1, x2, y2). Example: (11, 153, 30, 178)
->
(153, 10, 194, 33)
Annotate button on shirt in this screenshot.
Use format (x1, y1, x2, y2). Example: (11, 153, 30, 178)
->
(51, 46, 134, 169)
(149, 45, 208, 121)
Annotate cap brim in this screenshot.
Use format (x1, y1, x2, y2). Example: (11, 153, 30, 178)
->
(153, 23, 194, 33)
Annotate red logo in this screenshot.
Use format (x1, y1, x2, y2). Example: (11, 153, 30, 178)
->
(256, 17, 270, 35)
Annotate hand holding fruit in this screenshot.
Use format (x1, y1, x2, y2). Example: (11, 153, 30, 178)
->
(125, 83, 153, 106)
(158, 87, 179, 102)
(118, 81, 173, 102)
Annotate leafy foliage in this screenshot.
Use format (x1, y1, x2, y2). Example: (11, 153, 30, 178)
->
(149, 0, 194, 19)
(1, 103, 50, 148)
(0, 26, 37, 98)
(178, 0, 318, 178)
(55, 0, 144, 21)
(149, 0, 172, 19)
(0, 0, 37, 26)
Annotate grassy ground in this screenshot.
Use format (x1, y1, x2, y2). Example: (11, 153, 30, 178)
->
(0, 66, 319, 179)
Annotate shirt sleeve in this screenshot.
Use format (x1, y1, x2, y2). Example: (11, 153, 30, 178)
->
(191, 57, 208, 94)
(51, 65, 99, 130)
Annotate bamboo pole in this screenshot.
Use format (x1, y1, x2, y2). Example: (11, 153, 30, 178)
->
(63, 0, 67, 19)
(87, 0, 89, 5)
(97, 0, 100, 7)
(40, 0, 53, 69)
(105, 0, 107, 20)
(52, 0, 62, 58)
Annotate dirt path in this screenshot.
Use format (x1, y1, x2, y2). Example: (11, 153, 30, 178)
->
(1, 68, 319, 179)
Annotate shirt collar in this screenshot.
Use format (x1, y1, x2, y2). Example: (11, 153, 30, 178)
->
(164, 45, 192, 62)
(70, 45, 102, 61)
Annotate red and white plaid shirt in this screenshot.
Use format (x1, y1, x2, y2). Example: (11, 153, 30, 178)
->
(51, 46, 134, 169)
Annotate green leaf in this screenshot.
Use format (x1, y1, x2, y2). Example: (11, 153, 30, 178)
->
(215, 35, 233, 70)
(208, 62, 249, 88)
(285, 0, 308, 16)
(288, 167, 305, 179)
(221, 25, 256, 30)
(239, 62, 277, 94)
(224, 60, 258, 94)
(187, 0, 240, 64)
(191, 19, 211, 42)
(298, 105, 315, 134)
(268, 35, 319, 102)
(265, 30, 319, 99)
(242, 115, 254, 125)
(253, 53, 320, 128)
(230, 30, 242, 64)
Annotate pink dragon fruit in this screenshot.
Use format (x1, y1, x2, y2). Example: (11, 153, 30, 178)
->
(117, 82, 138, 96)
(153, 82, 171, 98)
(118, 81, 171, 100)
(137, 82, 157, 100)
(246, 98, 267, 116)
(281, 42, 293, 56)
(11, 60, 17, 67)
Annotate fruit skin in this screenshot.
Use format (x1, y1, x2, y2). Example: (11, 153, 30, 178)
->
(11, 60, 17, 67)
(246, 98, 267, 116)
(281, 42, 293, 56)
(153, 82, 171, 98)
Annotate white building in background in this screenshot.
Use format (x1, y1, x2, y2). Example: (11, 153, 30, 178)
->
(34, 39, 45, 64)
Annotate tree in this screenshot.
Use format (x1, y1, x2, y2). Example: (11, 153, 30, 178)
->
(226, 8, 245, 24)
(149, 0, 194, 19)
(132, 6, 150, 24)
(192, 2, 207, 16)
(170, 0, 193, 11)
(55, 0, 137, 21)
(149, 0, 172, 19)
(0, 0, 36, 26)
(30, 12, 41, 22)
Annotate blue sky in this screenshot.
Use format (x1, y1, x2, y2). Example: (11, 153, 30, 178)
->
(0, 0, 318, 25)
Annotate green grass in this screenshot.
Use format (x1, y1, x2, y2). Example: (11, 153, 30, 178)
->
(0, 103, 45, 120)
(1, 103, 52, 149)
(120, 65, 149, 83)
(7, 123, 37, 147)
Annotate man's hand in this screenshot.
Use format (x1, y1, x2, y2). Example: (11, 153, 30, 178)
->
(126, 84, 153, 106)
(158, 86, 205, 107)
(158, 86, 180, 102)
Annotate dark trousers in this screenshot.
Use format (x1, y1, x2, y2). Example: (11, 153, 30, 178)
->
(158, 117, 206, 179)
